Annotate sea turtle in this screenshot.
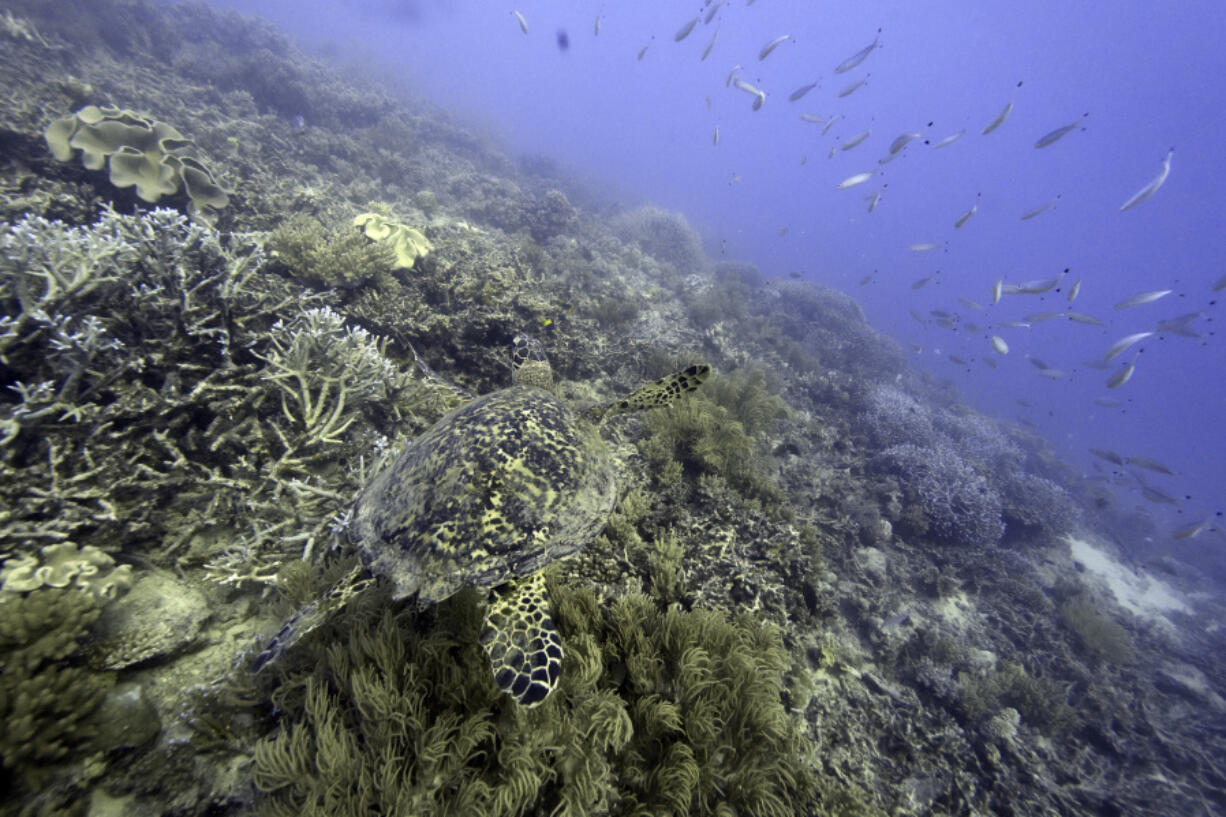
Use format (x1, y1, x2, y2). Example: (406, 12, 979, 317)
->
(256, 334, 710, 707)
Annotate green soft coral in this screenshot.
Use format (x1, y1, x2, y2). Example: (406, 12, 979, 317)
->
(252, 582, 823, 817)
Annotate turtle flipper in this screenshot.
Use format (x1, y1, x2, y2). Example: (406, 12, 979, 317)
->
(594, 363, 711, 421)
(479, 572, 563, 707)
(252, 564, 372, 673)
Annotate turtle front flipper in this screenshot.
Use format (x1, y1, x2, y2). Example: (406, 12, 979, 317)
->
(479, 572, 563, 707)
(593, 363, 712, 421)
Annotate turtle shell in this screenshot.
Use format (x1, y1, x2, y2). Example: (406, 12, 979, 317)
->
(349, 385, 618, 603)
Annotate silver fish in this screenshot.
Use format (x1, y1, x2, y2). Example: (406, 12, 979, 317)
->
(834, 32, 880, 74)
(1065, 312, 1105, 326)
(1089, 448, 1125, 465)
(865, 190, 882, 213)
(838, 76, 869, 98)
(1067, 278, 1082, 302)
(713, 126, 719, 147)
(908, 242, 941, 252)
(982, 101, 1014, 135)
(704, 1, 724, 24)
(798, 113, 824, 124)
(954, 203, 978, 229)
(1106, 361, 1136, 389)
(932, 129, 966, 149)
(674, 16, 699, 42)
(1103, 331, 1153, 362)
(889, 132, 922, 154)
(759, 34, 791, 61)
(701, 31, 718, 60)
(841, 130, 871, 151)
(1121, 148, 1174, 211)
(1114, 289, 1172, 310)
(1034, 114, 1087, 148)
(1125, 456, 1176, 476)
(789, 82, 819, 102)
(838, 171, 875, 189)
(1020, 198, 1058, 220)
(513, 9, 529, 33)
(990, 336, 1009, 355)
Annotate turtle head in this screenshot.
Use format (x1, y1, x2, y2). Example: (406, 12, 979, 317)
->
(511, 334, 555, 391)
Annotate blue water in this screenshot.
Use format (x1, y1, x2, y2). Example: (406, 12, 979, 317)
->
(217, 0, 1226, 553)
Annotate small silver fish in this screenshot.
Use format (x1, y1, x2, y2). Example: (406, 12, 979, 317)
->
(822, 115, 843, 135)
(798, 113, 824, 124)
(890, 132, 923, 154)
(1065, 312, 1104, 326)
(908, 242, 941, 252)
(992, 278, 1004, 304)
(1106, 361, 1136, 389)
(990, 336, 1009, 355)
(1089, 448, 1125, 465)
(594, 15, 601, 36)
(674, 16, 699, 42)
(789, 81, 819, 102)
(1115, 289, 1172, 309)
(835, 33, 880, 74)
(1034, 114, 1088, 149)
(759, 34, 791, 61)
(841, 130, 871, 151)
(1125, 456, 1176, 476)
(865, 190, 882, 213)
(713, 125, 719, 147)
(1121, 148, 1174, 211)
(701, 31, 718, 60)
(838, 76, 869, 98)
(838, 171, 875, 189)
(1067, 279, 1082, 302)
(1020, 198, 1058, 220)
(637, 43, 650, 60)
(954, 203, 978, 229)
(1173, 518, 1212, 540)
(513, 9, 529, 33)
(982, 101, 1014, 135)
(1103, 331, 1152, 362)
(704, 1, 724, 24)
(932, 129, 966, 149)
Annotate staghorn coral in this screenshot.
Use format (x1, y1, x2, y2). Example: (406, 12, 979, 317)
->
(43, 105, 229, 224)
(874, 442, 1004, 547)
(252, 581, 819, 817)
(859, 383, 938, 449)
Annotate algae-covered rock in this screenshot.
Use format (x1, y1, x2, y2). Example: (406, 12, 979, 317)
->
(91, 682, 161, 752)
(92, 573, 210, 669)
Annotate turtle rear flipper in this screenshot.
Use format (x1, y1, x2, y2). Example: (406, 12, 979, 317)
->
(252, 564, 372, 673)
(479, 573, 563, 707)
(593, 363, 711, 421)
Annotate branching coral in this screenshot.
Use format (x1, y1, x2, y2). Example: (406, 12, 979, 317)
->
(252, 583, 818, 817)
(874, 442, 1004, 547)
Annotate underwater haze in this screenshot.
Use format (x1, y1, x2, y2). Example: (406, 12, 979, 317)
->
(218, 0, 1226, 555)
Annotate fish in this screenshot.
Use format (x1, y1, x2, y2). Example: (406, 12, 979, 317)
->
(637, 43, 650, 60)
(822, 115, 844, 135)
(909, 309, 926, 324)
(752, 92, 765, 111)
(1114, 289, 1172, 309)
(954, 203, 978, 229)
(726, 64, 742, 87)
(930, 310, 953, 319)
(990, 336, 1009, 355)
(1213, 274, 1226, 292)
(1140, 485, 1178, 505)
(982, 101, 1014, 135)
(732, 78, 763, 96)
(834, 32, 880, 74)
(827, 146, 837, 159)
(838, 171, 875, 189)
(1092, 397, 1122, 408)
(513, 10, 529, 33)
(1036, 368, 1067, 380)
(877, 152, 900, 166)
(932, 129, 966, 149)
(841, 130, 871, 151)
(909, 242, 941, 252)
(1125, 456, 1176, 476)
(948, 354, 969, 366)
(1104, 331, 1153, 362)
(759, 34, 791, 61)
(912, 276, 932, 290)
(992, 278, 1004, 304)
(701, 31, 718, 60)
(1089, 448, 1125, 466)
(983, 357, 998, 368)
(1023, 311, 1064, 323)
(789, 82, 819, 102)
(1067, 279, 1082, 302)
(865, 190, 882, 213)
(858, 274, 874, 285)
(594, 15, 601, 36)
(889, 132, 923, 154)
(674, 16, 699, 42)
(1082, 359, 1110, 370)
(1015, 276, 1062, 294)
(713, 126, 719, 147)
(798, 113, 824, 124)
(999, 321, 1031, 329)
(1028, 357, 1050, 370)
(1173, 518, 1213, 540)
(1121, 148, 1174, 211)
(1106, 361, 1136, 389)
(778, 226, 789, 237)
(1154, 312, 1202, 338)
(1020, 198, 1058, 220)
(1065, 312, 1105, 326)
(1034, 114, 1088, 148)
(704, 1, 724, 24)
(838, 76, 869, 98)
(958, 297, 984, 310)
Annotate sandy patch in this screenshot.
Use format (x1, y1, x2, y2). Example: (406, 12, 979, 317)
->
(1066, 535, 1190, 620)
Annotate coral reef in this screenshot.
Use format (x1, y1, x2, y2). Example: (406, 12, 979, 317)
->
(253, 582, 819, 817)
(352, 210, 432, 270)
(0, 542, 132, 599)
